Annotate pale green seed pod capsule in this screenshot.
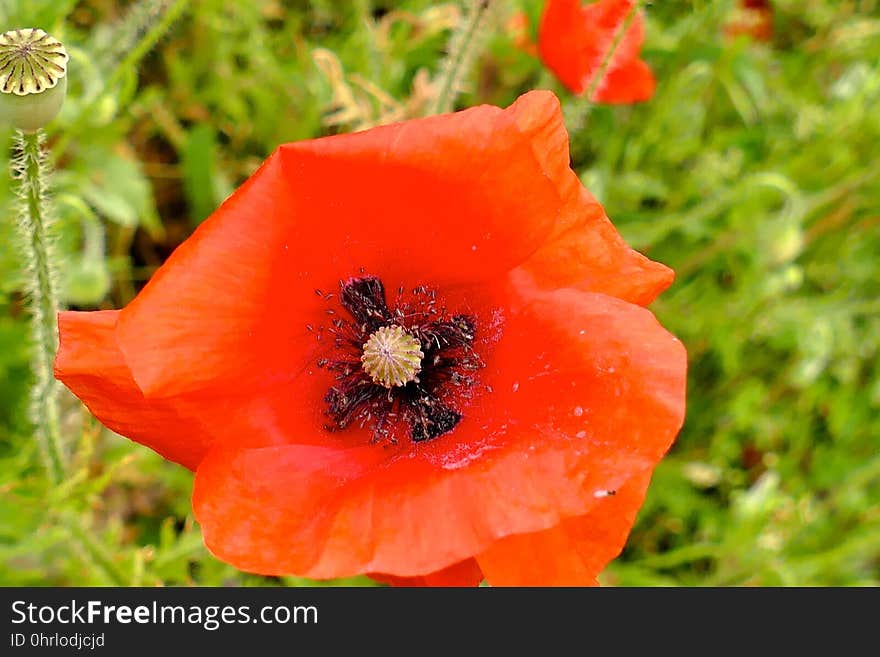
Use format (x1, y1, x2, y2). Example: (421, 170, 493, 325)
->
(0, 28, 69, 132)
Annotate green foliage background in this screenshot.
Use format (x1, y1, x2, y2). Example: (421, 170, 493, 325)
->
(1, 0, 877, 586)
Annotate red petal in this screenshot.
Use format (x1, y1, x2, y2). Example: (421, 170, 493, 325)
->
(55, 311, 313, 468)
(538, 0, 655, 104)
(192, 279, 685, 579)
(53, 311, 213, 469)
(478, 274, 686, 466)
(370, 559, 484, 587)
(518, 185, 673, 306)
(539, 0, 595, 95)
(593, 58, 656, 105)
(115, 91, 568, 399)
(506, 90, 673, 305)
(477, 471, 652, 586)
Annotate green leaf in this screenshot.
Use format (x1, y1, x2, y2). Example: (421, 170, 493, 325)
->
(181, 124, 233, 225)
(78, 150, 164, 239)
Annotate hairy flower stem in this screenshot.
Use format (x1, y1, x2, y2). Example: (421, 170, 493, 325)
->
(12, 130, 65, 483)
(105, 0, 189, 93)
(430, 0, 494, 115)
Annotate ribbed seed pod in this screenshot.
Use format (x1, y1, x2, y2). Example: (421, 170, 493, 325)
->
(0, 28, 69, 132)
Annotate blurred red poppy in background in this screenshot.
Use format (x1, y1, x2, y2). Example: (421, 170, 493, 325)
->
(724, 0, 774, 42)
(55, 90, 686, 586)
(538, 0, 656, 103)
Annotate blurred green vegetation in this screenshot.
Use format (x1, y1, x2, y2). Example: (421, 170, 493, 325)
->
(0, 0, 878, 586)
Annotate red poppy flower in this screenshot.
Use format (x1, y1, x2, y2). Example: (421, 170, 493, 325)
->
(54, 90, 686, 586)
(538, 0, 656, 103)
(724, 0, 773, 43)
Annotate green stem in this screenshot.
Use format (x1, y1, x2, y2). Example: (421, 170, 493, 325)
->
(14, 130, 65, 483)
(430, 0, 493, 115)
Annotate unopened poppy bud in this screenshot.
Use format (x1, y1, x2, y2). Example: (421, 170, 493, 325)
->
(0, 28, 69, 132)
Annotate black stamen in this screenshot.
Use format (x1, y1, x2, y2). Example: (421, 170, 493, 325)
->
(406, 393, 462, 442)
(339, 276, 393, 333)
(317, 275, 483, 444)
